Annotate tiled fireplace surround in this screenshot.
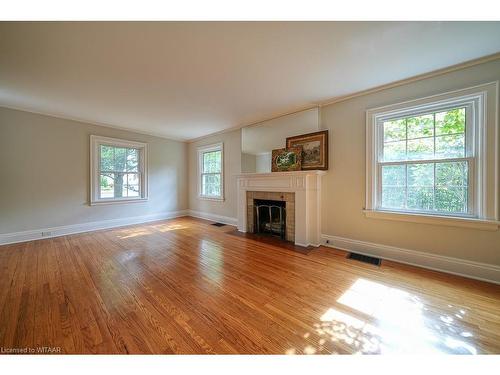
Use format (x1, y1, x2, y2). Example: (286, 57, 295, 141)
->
(237, 171, 325, 247)
(246, 191, 295, 242)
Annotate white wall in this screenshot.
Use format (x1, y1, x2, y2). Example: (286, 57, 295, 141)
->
(0, 107, 188, 235)
(241, 153, 256, 173)
(255, 153, 272, 173)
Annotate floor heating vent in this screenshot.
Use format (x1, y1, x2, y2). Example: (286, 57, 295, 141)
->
(211, 222, 226, 227)
(347, 252, 381, 266)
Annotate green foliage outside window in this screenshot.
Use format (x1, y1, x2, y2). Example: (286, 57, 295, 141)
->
(381, 108, 468, 214)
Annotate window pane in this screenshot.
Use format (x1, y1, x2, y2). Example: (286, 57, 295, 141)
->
(382, 165, 405, 186)
(381, 187, 406, 209)
(100, 145, 114, 172)
(383, 141, 406, 161)
(113, 147, 128, 172)
(435, 187, 467, 213)
(407, 114, 433, 139)
(100, 145, 139, 172)
(407, 137, 434, 160)
(436, 108, 465, 136)
(202, 174, 221, 197)
(126, 148, 139, 172)
(115, 173, 126, 198)
(407, 163, 434, 187)
(436, 162, 467, 187)
(100, 173, 115, 198)
(383, 119, 406, 142)
(126, 173, 139, 197)
(435, 134, 465, 158)
(203, 151, 221, 173)
(99, 172, 128, 199)
(408, 187, 434, 211)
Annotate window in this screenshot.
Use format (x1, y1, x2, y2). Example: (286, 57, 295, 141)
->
(380, 107, 470, 215)
(90, 135, 148, 205)
(198, 143, 224, 200)
(366, 83, 499, 229)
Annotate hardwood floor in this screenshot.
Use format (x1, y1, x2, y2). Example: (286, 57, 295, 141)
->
(0, 217, 499, 354)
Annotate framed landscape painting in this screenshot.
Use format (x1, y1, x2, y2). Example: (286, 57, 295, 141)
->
(271, 147, 302, 172)
(286, 130, 329, 170)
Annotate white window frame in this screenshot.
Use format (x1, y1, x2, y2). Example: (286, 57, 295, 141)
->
(365, 82, 499, 231)
(198, 142, 224, 201)
(90, 135, 148, 205)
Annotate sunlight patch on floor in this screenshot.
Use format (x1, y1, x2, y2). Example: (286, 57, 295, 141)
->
(117, 229, 153, 239)
(153, 224, 188, 233)
(116, 223, 188, 239)
(286, 278, 478, 355)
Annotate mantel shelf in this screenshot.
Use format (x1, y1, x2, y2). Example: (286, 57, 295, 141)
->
(236, 170, 326, 178)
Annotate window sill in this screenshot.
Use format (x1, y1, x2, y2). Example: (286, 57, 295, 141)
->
(363, 209, 499, 231)
(90, 198, 148, 206)
(198, 196, 225, 202)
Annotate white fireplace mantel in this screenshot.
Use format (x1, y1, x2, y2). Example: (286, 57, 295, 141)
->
(236, 170, 325, 247)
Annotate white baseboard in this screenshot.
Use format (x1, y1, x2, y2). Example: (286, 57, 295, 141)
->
(0, 210, 189, 246)
(187, 210, 238, 226)
(321, 234, 500, 285)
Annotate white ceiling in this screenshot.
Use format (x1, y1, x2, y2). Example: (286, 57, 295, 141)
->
(1, 22, 499, 141)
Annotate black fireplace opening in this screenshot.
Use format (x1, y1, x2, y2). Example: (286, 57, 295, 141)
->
(254, 199, 286, 240)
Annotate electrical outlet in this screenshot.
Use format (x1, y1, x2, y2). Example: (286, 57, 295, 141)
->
(41, 231, 52, 237)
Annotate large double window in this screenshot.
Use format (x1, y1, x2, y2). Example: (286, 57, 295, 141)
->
(90, 136, 148, 204)
(366, 83, 498, 228)
(380, 106, 470, 215)
(198, 143, 224, 200)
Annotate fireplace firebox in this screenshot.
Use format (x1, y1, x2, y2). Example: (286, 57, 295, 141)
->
(254, 199, 286, 240)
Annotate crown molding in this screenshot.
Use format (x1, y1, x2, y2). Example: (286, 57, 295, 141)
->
(0, 104, 188, 143)
(317, 51, 500, 107)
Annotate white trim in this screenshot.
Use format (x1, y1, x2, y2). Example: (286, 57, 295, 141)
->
(187, 210, 237, 226)
(321, 233, 500, 285)
(0, 210, 189, 246)
(90, 135, 149, 205)
(365, 82, 498, 224)
(363, 209, 499, 231)
(197, 142, 225, 201)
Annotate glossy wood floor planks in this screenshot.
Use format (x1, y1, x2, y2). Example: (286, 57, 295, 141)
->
(0, 217, 499, 354)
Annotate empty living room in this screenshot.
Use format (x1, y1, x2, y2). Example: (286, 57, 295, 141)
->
(1, 2, 500, 373)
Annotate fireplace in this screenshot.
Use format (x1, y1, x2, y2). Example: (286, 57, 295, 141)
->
(254, 199, 286, 240)
(237, 171, 324, 247)
(246, 191, 295, 242)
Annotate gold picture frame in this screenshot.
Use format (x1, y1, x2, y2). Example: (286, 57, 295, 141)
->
(271, 147, 302, 172)
(286, 130, 328, 170)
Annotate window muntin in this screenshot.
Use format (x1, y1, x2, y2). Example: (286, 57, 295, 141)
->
(99, 145, 141, 199)
(381, 108, 466, 162)
(90, 136, 148, 204)
(377, 106, 473, 216)
(198, 144, 223, 200)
